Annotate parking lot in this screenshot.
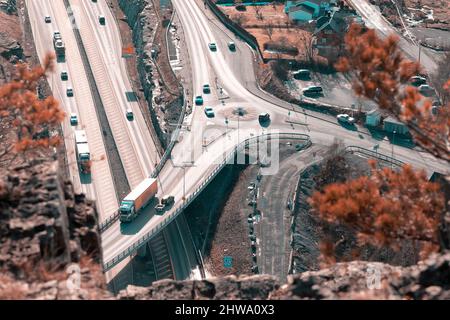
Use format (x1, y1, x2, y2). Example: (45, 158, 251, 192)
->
(285, 71, 378, 112)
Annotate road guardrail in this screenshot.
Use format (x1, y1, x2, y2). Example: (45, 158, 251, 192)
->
(345, 145, 405, 168)
(103, 132, 311, 271)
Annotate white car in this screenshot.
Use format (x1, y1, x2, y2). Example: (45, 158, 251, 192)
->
(337, 113, 355, 124)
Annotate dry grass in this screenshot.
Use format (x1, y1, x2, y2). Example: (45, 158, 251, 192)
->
(221, 4, 312, 60)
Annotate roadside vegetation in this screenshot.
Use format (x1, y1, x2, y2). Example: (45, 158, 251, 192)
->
(309, 24, 449, 264)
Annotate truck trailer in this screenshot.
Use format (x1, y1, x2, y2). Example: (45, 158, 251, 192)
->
(53, 31, 65, 57)
(74, 130, 90, 174)
(119, 178, 158, 222)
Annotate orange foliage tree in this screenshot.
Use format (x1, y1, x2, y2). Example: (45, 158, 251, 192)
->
(310, 25, 449, 261)
(0, 53, 64, 160)
(310, 161, 445, 258)
(336, 24, 449, 161)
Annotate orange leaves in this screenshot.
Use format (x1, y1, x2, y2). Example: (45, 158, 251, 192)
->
(309, 163, 445, 258)
(0, 53, 64, 158)
(337, 24, 449, 161)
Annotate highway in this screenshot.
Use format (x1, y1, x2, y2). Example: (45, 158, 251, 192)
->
(71, 0, 159, 187)
(26, 0, 118, 221)
(100, 0, 449, 271)
(25, 0, 450, 278)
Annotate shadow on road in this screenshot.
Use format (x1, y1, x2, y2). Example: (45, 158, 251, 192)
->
(79, 173, 92, 184)
(120, 197, 159, 235)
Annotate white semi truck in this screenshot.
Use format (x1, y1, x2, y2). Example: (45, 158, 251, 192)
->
(119, 178, 158, 222)
(53, 31, 65, 57)
(74, 130, 90, 174)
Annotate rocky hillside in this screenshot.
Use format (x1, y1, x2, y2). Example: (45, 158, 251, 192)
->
(0, 161, 449, 300)
(118, 252, 450, 300)
(0, 160, 111, 299)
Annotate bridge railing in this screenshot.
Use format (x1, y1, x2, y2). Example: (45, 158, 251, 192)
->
(103, 132, 311, 271)
(345, 146, 405, 168)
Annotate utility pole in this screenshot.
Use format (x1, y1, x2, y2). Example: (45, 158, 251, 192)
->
(391, 130, 396, 168)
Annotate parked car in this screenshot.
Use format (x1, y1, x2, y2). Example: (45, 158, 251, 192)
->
(70, 113, 78, 126)
(61, 71, 68, 81)
(292, 69, 310, 79)
(66, 87, 74, 97)
(258, 112, 270, 122)
(418, 84, 433, 94)
(302, 85, 323, 95)
(410, 75, 427, 86)
(208, 43, 217, 51)
(195, 95, 203, 106)
(204, 107, 214, 117)
(99, 15, 105, 25)
(228, 41, 236, 51)
(44, 16, 51, 23)
(126, 109, 134, 121)
(337, 113, 355, 124)
(202, 84, 211, 94)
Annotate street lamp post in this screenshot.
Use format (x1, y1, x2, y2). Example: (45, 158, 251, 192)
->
(391, 130, 396, 168)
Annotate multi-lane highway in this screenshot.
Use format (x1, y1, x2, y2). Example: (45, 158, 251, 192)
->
(26, 0, 118, 221)
(25, 0, 450, 279)
(100, 0, 449, 271)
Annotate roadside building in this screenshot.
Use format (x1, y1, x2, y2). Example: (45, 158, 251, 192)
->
(286, 0, 334, 23)
(365, 109, 382, 127)
(383, 116, 409, 135)
(313, 2, 362, 62)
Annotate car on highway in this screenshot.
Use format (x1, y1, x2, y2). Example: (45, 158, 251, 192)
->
(302, 85, 323, 96)
(410, 75, 426, 86)
(195, 95, 203, 105)
(161, 195, 174, 207)
(53, 31, 61, 40)
(70, 113, 78, 126)
(44, 16, 51, 23)
(337, 113, 355, 125)
(99, 15, 105, 25)
(258, 112, 270, 122)
(208, 43, 217, 51)
(202, 84, 211, 94)
(126, 109, 134, 121)
(228, 41, 236, 51)
(155, 203, 165, 213)
(66, 87, 74, 97)
(292, 69, 311, 80)
(204, 107, 215, 117)
(61, 71, 68, 81)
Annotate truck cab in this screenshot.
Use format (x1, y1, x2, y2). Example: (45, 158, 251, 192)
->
(119, 200, 136, 222)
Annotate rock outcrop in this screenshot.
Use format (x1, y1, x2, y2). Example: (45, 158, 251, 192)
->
(0, 160, 110, 299)
(117, 252, 450, 300)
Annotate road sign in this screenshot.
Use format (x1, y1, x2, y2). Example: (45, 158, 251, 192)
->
(223, 256, 233, 268)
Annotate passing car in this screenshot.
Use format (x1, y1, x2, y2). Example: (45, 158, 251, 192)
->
(66, 87, 74, 97)
(126, 109, 134, 121)
(208, 43, 217, 51)
(337, 113, 355, 124)
(155, 203, 165, 213)
(53, 31, 61, 41)
(258, 112, 270, 122)
(228, 41, 236, 51)
(70, 113, 78, 126)
(302, 85, 323, 96)
(99, 15, 105, 25)
(161, 195, 174, 206)
(410, 75, 426, 86)
(61, 71, 68, 81)
(45, 16, 51, 23)
(292, 69, 310, 80)
(204, 107, 215, 117)
(202, 84, 211, 94)
(195, 95, 204, 106)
